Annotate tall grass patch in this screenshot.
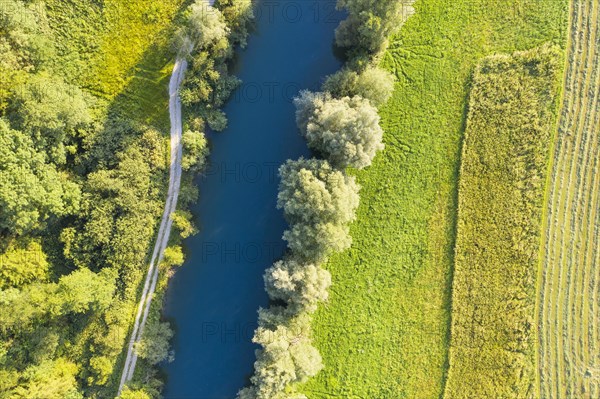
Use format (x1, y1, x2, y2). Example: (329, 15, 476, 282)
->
(444, 45, 563, 399)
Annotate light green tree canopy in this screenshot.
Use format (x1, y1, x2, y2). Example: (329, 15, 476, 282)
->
(277, 158, 359, 261)
(335, 0, 415, 56)
(0, 119, 81, 235)
(323, 66, 395, 106)
(244, 307, 322, 399)
(294, 92, 384, 169)
(265, 258, 331, 314)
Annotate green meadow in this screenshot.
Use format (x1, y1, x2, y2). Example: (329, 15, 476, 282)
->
(301, 0, 568, 398)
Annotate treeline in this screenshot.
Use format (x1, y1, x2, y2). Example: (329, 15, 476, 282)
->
(444, 45, 562, 399)
(237, 1, 414, 398)
(0, 0, 249, 398)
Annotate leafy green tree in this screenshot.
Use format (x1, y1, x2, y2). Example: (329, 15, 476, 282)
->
(134, 321, 174, 365)
(177, 1, 230, 53)
(117, 388, 153, 399)
(293, 91, 330, 137)
(162, 246, 184, 268)
(323, 66, 395, 106)
(87, 356, 113, 386)
(171, 210, 198, 239)
(218, 0, 254, 47)
(278, 158, 359, 261)
(182, 130, 208, 171)
(10, 74, 92, 164)
(9, 358, 82, 399)
(243, 307, 322, 399)
(265, 259, 331, 314)
(52, 268, 115, 315)
(0, 239, 49, 289)
(294, 93, 384, 169)
(335, 0, 415, 56)
(0, 119, 80, 235)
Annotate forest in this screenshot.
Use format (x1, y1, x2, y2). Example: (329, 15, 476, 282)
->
(0, 0, 250, 397)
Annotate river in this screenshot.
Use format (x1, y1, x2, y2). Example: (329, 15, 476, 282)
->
(160, 1, 344, 397)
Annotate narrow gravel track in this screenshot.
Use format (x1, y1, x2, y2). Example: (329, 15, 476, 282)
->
(537, 0, 600, 397)
(117, 58, 187, 395)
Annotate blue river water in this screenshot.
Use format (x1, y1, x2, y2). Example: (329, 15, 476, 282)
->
(161, 2, 344, 398)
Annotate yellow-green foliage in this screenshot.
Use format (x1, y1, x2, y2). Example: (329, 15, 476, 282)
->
(301, 1, 568, 398)
(444, 46, 563, 399)
(0, 239, 49, 289)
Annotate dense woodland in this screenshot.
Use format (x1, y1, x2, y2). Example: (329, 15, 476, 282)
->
(0, 0, 250, 398)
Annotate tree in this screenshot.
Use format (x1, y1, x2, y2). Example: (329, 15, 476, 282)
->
(0, 239, 49, 289)
(52, 268, 116, 315)
(246, 307, 323, 399)
(118, 388, 153, 399)
(218, 0, 254, 47)
(0, 119, 81, 235)
(177, 1, 230, 53)
(265, 258, 331, 314)
(182, 130, 208, 171)
(294, 94, 384, 169)
(133, 320, 174, 365)
(9, 358, 83, 399)
(162, 246, 184, 268)
(293, 91, 330, 136)
(277, 158, 359, 261)
(10, 74, 92, 164)
(171, 210, 198, 239)
(323, 66, 395, 106)
(335, 0, 415, 56)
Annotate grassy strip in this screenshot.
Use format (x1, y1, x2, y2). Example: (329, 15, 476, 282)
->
(444, 45, 563, 399)
(300, 1, 568, 398)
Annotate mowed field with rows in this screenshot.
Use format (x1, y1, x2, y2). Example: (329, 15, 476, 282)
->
(537, 0, 600, 397)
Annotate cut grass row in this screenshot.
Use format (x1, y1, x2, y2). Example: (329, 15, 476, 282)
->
(299, 1, 568, 398)
(444, 45, 564, 399)
(537, 0, 600, 397)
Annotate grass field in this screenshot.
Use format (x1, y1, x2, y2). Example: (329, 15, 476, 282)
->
(537, 0, 600, 397)
(444, 46, 563, 399)
(45, 0, 186, 128)
(299, 1, 568, 398)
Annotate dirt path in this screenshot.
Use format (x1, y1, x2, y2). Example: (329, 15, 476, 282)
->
(117, 57, 187, 395)
(537, 0, 600, 397)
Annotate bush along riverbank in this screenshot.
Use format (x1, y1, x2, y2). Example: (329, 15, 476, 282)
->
(237, 1, 415, 398)
(118, 1, 254, 398)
